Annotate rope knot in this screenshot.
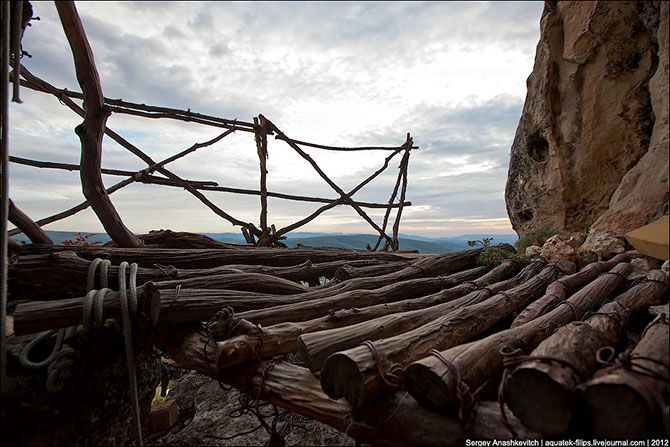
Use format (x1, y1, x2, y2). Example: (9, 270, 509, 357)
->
(363, 340, 404, 390)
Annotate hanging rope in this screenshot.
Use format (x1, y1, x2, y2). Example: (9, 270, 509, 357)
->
(118, 261, 143, 446)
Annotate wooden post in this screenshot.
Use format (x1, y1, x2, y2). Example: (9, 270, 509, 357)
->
(0, 0, 10, 394)
(55, 2, 142, 248)
(390, 135, 411, 251)
(254, 115, 269, 245)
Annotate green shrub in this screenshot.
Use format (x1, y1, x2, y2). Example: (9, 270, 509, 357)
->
(515, 227, 558, 253)
(468, 237, 525, 267)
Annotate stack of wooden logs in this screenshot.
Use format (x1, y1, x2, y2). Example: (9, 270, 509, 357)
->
(7, 242, 669, 444)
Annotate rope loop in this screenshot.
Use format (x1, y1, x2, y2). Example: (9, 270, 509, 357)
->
(555, 300, 579, 320)
(429, 348, 477, 429)
(363, 340, 404, 390)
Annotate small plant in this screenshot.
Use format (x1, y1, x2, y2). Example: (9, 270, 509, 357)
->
(62, 232, 101, 247)
(467, 237, 493, 248)
(467, 237, 523, 267)
(515, 227, 558, 254)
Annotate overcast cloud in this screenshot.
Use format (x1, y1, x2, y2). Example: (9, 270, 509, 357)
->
(8, 1, 543, 237)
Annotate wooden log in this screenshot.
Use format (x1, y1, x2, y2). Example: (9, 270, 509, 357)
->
(108, 230, 244, 249)
(160, 329, 536, 446)
(13, 282, 161, 334)
(577, 311, 669, 438)
(503, 269, 666, 436)
(12, 286, 285, 335)
(233, 260, 491, 327)
(8, 251, 312, 301)
(9, 251, 390, 297)
(215, 262, 522, 370)
(405, 262, 636, 417)
(55, 2, 142, 248)
(153, 272, 308, 295)
(511, 253, 631, 327)
(298, 259, 527, 373)
(8, 199, 52, 244)
(332, 260, 410, 281)
(319, 263, 564, 408)
(17, 244, 407, 268)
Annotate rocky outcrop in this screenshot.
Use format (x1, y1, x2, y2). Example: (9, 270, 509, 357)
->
(506, 1, 668, 238)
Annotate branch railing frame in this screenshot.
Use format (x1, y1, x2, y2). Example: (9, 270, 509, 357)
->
(7, 3, 415, 250)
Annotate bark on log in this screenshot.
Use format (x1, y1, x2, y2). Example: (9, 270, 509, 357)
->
(17, 244, 407, 268)
(333, 261, 410, 281)
(320, 263, 564, 408)
(55, 2, 142, 248)
(404, 262, 636, 416)
(298, 259, 527, 373)
(13, 282, 161, 335)
(12, 286, 294, 335)
(8, 199, 52, 244)
(108, 230, 244, 249)
(511, 253, 631, 327)
(215, 262, 522, 370)
(8, 251, 312, 301)
(577, 311, 670, 438)
(503, 269, 667, 436)
(9, 251, 392, 299)
(159, 329, 537, 446)
(233, 264, 490, 327)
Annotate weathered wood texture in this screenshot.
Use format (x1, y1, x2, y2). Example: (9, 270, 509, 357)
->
(8, 199, 52, 244)
(107, 230, 244, 249)
(332, 261, 410, 281)
(55, 2, 142, 248)
(159, 330, 537, 446)
(299, 259, 526, 373)
(404, 262, 635, 416)
(320, 263, 564, 408)
(233, 263, 489, 327)
(215, 262, 520, 370)
(8, 251, 318, 301)
(9, 251, 394, 299)
(503, 269, 667, 436)
(13, 283, 161, 335)
(511, 253, 631, 327)
(577, 311, 669, 438)
(16, 244, 407, 268)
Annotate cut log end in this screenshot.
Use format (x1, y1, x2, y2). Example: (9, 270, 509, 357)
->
(320, 353, 365, 406)
(404, 361, 453, 411)
(506, 367, 574, 436)
(578, 382, 650, 439)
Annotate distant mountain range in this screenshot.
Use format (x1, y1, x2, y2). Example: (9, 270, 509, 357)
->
(12, 230, 518, 254)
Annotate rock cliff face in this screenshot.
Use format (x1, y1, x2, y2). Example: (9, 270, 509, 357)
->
(506, 1, 669, 237)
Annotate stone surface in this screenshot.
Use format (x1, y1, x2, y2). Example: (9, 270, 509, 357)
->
(579, 229, 626, 260)
(506, 1, 668, 238)
(627, 257, 661, 279)
(525, 245, 543, 258)
(154, 372, 353, 446)
(540, 235, 579, 263)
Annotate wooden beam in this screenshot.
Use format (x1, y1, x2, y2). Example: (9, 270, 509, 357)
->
(55, 2, 142, 248)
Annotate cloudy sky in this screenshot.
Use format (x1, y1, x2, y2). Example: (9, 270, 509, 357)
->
(8, 1, 543, 238)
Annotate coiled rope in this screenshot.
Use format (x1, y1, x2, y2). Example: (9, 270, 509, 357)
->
(18, 258, 143, 445)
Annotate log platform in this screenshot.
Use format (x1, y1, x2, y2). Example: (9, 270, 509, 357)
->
(7, 243, 669, 443)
